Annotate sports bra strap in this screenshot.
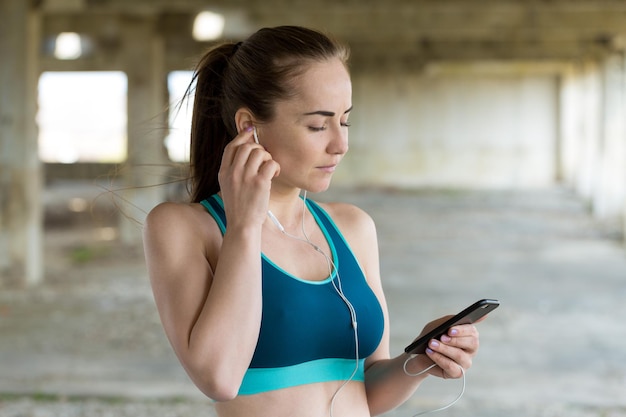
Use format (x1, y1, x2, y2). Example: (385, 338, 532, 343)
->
(200, 195, 227, 234)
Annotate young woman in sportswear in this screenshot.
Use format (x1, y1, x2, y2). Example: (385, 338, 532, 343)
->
(143, 26, 480, 417)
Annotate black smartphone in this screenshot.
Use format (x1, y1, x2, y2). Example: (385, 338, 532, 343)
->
(404, 299, 500, 354)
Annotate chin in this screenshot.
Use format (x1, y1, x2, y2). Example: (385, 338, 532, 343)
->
(306, 182, 332, 194)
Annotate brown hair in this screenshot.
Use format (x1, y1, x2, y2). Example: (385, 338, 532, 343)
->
(186, 26, 350, 202)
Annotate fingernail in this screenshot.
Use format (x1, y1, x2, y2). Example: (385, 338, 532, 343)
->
(245, 125, 254, 132)
(426, 348, 434, 354)
(430, 340, 440, 348)
(450, 329, 459, 336)
(440, 335, 451, 343)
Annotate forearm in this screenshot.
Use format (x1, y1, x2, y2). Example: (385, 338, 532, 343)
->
(365, 352, 433, 416)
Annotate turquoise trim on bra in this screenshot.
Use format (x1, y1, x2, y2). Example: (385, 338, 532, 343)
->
(200, 199, 226, 233)
(238, 358, 365, 395)
(203, 194, 340, 285)
(304, 199, 368, 282)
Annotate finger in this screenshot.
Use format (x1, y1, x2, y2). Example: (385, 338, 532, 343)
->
(229, 142, 267, 174)
(243, 146, 272, 169)
(426, 346, 470, 379)
(241, 150, 279, 187)
(440, 335, 480, 355)
(233, 125, 256, 144)
(258, 159, 281, 181)
(427, 340, 473, 370)
(440, 326, 480, 352)
(447, 323, 479, 337)
(221, 127, 256, 167)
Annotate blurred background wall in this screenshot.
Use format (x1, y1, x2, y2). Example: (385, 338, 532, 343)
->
(1, 0, 626, 286)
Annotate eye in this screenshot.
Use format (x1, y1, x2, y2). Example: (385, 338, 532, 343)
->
(341, 121, 351, 128)
(308, 126, 327, 132)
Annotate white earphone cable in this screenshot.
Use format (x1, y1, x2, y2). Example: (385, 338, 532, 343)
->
(402, 354, 466, 416)
(266, 191, 359, 417)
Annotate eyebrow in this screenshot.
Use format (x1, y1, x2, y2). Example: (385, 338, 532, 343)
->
(303, 106, 353, 117)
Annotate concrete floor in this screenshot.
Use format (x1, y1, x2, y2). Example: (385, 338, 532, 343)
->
(1, 185, 625, 417)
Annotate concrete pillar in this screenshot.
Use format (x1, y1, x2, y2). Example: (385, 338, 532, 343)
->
(118, 16, 169, 245)
(574, 61, 603, 201)
(622, 52, 626, 249)
(592, 54, 626, 220)
(557, 56, 626, 247)
(0, 0, 42, 286)
(557, 64, 582, 187)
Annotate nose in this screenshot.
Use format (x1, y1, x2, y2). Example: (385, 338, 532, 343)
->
(328, 124, 349, 155)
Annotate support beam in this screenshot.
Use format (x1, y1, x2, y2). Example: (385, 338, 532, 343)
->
(0, 0, 43, 286)
(118, 15, 169, 245)
(39, 6, 626, 68)
(592, 53, 626, 220)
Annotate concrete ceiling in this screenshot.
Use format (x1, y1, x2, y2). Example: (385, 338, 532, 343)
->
(38, 0, 626, 71)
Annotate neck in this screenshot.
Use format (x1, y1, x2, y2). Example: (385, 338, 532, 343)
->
(266, 189, 308, 234)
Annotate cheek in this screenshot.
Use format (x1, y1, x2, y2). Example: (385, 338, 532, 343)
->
(265, 130, 309, 159)
(272, 145, 310, 169)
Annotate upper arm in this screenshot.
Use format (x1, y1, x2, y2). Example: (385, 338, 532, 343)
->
(142, 202, 217, 361)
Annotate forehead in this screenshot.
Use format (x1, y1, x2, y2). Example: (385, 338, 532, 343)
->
(282, 58, 352, 112)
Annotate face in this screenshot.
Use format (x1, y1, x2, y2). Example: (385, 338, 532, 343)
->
(257, 58, 352, 194)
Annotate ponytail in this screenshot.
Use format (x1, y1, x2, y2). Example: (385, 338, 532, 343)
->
(188, 43, 237, 203)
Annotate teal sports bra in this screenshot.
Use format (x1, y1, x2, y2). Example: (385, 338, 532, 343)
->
(200, 195, 385, 395)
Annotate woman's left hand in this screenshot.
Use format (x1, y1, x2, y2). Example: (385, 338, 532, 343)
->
(423, 322, 480, 379)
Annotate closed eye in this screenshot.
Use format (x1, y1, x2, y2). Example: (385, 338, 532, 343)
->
(308, 121, 350, 132)
(304, 106, 352, 132)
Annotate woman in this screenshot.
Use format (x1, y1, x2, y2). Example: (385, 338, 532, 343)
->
(143, 26, 480, 417)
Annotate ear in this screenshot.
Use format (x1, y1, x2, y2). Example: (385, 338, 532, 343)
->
(234, 108, 256, 134)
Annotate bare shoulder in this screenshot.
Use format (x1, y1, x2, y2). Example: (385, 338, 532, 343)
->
(143, 201, 221, 259)
(317, 201, 377, 243)
(145, 201, 204, 227)
(145, 202, 206, 237)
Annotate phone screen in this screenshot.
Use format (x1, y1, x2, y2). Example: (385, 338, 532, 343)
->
(404, 299, 499, 354)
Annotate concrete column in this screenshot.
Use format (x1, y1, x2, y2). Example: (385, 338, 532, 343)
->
(0, 0, 42, 286)
(557, 64, 583, 187)
(118, 16, 169, 245)
(618, 51, 626, 249)
(592, 54, 626, 220)
(574, 61, 603, 201)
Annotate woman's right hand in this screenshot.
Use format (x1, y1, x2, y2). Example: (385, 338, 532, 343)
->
(218, 126, 281, 229)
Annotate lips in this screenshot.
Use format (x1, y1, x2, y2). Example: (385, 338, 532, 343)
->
(317, 164, 338, 173)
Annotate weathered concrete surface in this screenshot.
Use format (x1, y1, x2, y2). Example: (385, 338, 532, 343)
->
(1, 185, 625, 417)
